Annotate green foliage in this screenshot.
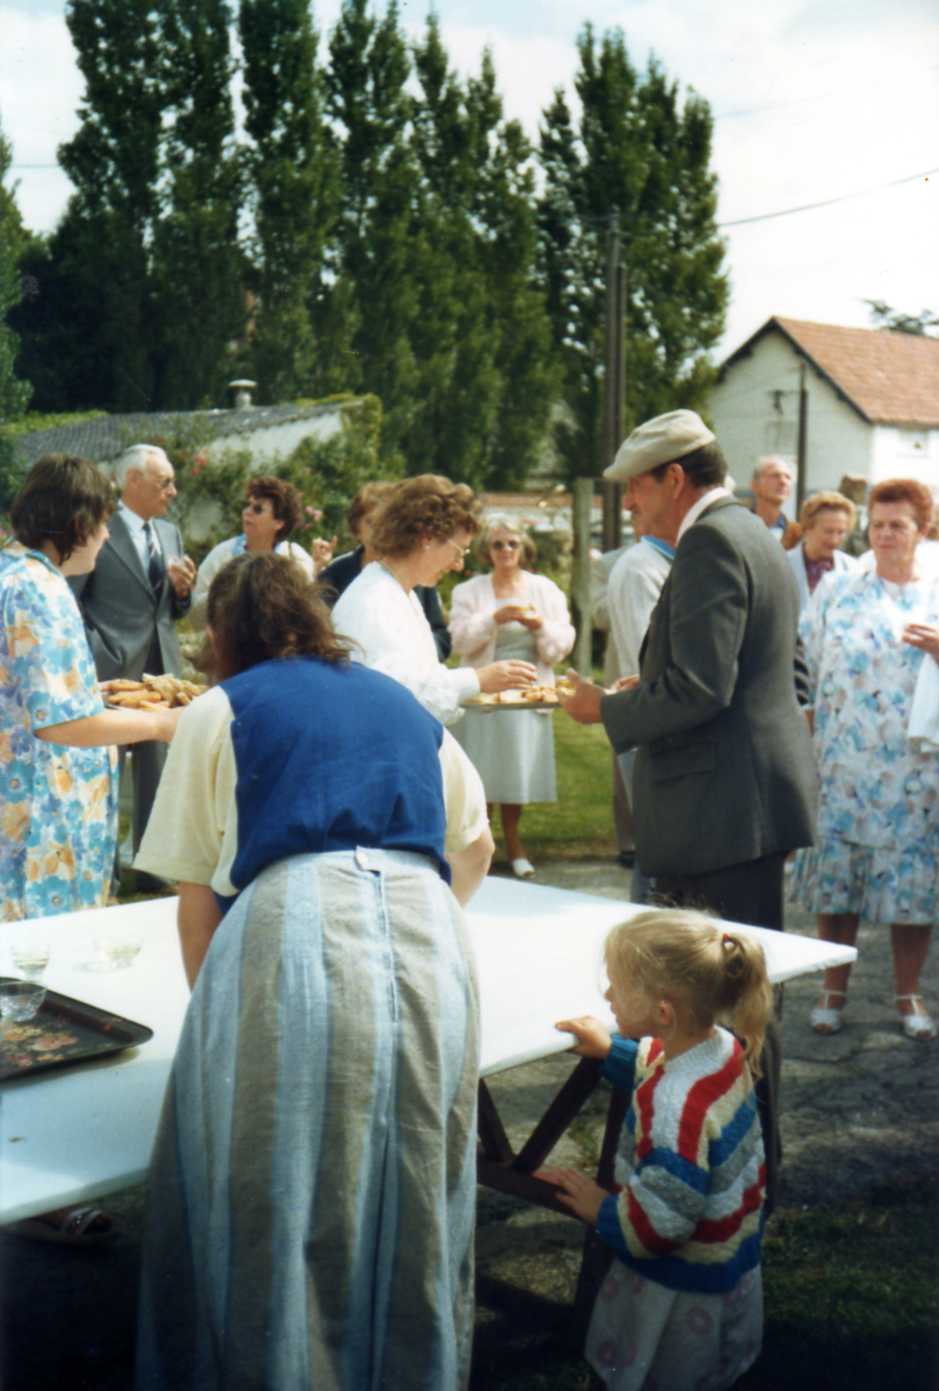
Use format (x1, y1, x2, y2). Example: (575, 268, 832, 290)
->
(0, 121, 32, 509)
(865, 299, 939, 336)
(239, 0, 339, 401)
(151, 394, 390, 563)
(538, 27, 728, 480)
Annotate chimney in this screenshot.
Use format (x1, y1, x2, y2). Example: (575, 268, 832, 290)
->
(228, 379, 257, 409)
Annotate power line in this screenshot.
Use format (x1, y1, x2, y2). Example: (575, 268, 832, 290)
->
(719, 166, 936, 228)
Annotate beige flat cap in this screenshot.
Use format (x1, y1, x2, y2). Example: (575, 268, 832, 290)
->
(604, 409, 715, 482)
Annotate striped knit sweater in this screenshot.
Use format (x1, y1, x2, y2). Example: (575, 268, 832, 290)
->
(596, 1026, 765, 1294)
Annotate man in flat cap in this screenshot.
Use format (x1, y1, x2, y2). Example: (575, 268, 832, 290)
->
(562, 408, 816, 1209)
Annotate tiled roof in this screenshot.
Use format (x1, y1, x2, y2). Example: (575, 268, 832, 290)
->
(12, 401, 348, 468)
(723, 316, 939, 428)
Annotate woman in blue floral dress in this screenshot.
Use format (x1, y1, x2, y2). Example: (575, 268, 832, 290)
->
(1, 455, 180, 922)
(792, 478, 939, 1041)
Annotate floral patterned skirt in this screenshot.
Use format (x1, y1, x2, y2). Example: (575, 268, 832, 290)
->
(791, 835, 939, 925)
(586, 1261, 762, 1391)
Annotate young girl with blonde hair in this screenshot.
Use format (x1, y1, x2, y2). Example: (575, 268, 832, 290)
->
(541, 909, 773, 1391)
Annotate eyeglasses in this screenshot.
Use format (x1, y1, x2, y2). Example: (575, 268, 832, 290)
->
(492, 539, 520, 551)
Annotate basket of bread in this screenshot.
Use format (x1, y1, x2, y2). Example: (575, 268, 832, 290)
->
(101, 674, 207, 711)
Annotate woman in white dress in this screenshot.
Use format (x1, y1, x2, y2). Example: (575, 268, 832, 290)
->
(190, 476, 315, 625)
(332, 475, 536, 725)
(449, 520, 575, 878)
(793, 478, 939, 1040)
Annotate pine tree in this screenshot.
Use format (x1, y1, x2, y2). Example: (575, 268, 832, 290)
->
(239, 0, 338, 402)
(538, 27, 727, 478)
(150, 0, 245, 408)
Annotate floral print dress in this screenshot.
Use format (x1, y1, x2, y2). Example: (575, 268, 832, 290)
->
(0, 541, 117, 921)
(791, 568, 939, 924)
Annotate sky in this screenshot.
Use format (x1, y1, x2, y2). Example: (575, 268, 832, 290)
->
(2, 0, 937, 359)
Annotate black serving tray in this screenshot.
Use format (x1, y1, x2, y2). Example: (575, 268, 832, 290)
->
(0, 977, 153, 1081)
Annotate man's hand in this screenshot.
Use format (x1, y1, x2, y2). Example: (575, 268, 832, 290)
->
(535, 1167, 608, 1225)
(610, 674, 639, 693)
(167, 555, 196, 598)
(558, 669, 605, 724)
(312, 536, 338, 574)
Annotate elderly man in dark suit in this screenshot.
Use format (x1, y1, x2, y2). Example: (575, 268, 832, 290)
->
(563, 409, 816, 1209)
(73, 444, 196, 861)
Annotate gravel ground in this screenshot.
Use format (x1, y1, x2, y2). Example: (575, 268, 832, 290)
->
(1, 858, 936, 1389)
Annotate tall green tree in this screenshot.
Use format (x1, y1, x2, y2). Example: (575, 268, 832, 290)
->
(52, 0, 165, 409)
(239, 0, 339, 402)
(150, 0, 244, 408)
(0, 123, 32, 507)
(318, 0, 420, 464)
(538, 28, 727, 478)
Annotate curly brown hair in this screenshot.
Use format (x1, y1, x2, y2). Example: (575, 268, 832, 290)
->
(245, 475, 303, 541)
(867, 478, 934, 533)
(11, 454, 115, 562)
(369, 474, 481, 560)
(206, 553, 349, 680)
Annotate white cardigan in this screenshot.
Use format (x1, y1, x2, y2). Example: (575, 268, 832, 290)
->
(448, 572, 575, 685)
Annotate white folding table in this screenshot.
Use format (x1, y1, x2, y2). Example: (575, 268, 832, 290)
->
(0, 877, 856, 1227)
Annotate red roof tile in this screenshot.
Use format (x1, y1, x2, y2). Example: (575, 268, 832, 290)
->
(727, 316, 939, 428)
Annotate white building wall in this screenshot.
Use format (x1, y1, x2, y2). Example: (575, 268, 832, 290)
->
(870, 425, 939, 490)
(707, 330, 875, 500)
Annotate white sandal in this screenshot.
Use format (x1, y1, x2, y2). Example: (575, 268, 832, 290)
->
(810, 989, 846, 1035)
(511, 858, 535, 880)
(896, 994, 937, 1042)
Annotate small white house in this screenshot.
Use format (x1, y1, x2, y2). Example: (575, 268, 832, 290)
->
(707, 316, 939, 498)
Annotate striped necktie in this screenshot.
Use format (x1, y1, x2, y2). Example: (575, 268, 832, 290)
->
(142, 521, 164, 589)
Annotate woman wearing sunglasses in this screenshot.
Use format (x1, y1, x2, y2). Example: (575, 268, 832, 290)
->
(449, 518, 575, 878)
(190, 475, 315, 624)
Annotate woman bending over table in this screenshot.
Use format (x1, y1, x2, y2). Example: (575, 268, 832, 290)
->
(449, 518, 575, 878)
(0, 454, 179, 922)
(332, 473, 535, 724)
(134, 552, 493, 1391)
(792, 478, 939, 1041)
(189, 474, 315, 625)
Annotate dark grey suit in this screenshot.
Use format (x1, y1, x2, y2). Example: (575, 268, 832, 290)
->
(72, 510, 190, 850)
(602, 496, 816, 881)
(601, 495, 816, 1212)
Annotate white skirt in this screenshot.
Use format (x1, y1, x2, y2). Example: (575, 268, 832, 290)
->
(586, 1261, 763, 1391)
(454, 707, 556, 804)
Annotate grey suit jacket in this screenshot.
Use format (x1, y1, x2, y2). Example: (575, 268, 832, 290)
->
(601, 497, 816, 879)
(72, 512, 190, 680)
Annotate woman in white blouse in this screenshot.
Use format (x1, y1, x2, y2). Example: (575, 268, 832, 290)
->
(332, 475, 535, 725)
(449, 519, 575, 877)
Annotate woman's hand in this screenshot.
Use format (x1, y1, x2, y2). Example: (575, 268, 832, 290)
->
(493, 603, 530, 625)
(555, 1014, 613, 1058)
(477, 660, 537, 693)
(902, 623, 939, 661)
(520, 609, 544, 632)
(536, 1167, 608, 1225)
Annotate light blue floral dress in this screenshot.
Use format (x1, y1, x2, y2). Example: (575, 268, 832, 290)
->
(0, 541, 117, 921)
(791, 568, 939, 924)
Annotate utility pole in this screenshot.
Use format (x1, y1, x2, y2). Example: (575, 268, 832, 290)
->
(601, 210, 626, 552)
(796, 362, 809, 514)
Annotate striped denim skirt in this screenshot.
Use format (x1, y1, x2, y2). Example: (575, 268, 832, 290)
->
(137, 849, 480, 1391)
